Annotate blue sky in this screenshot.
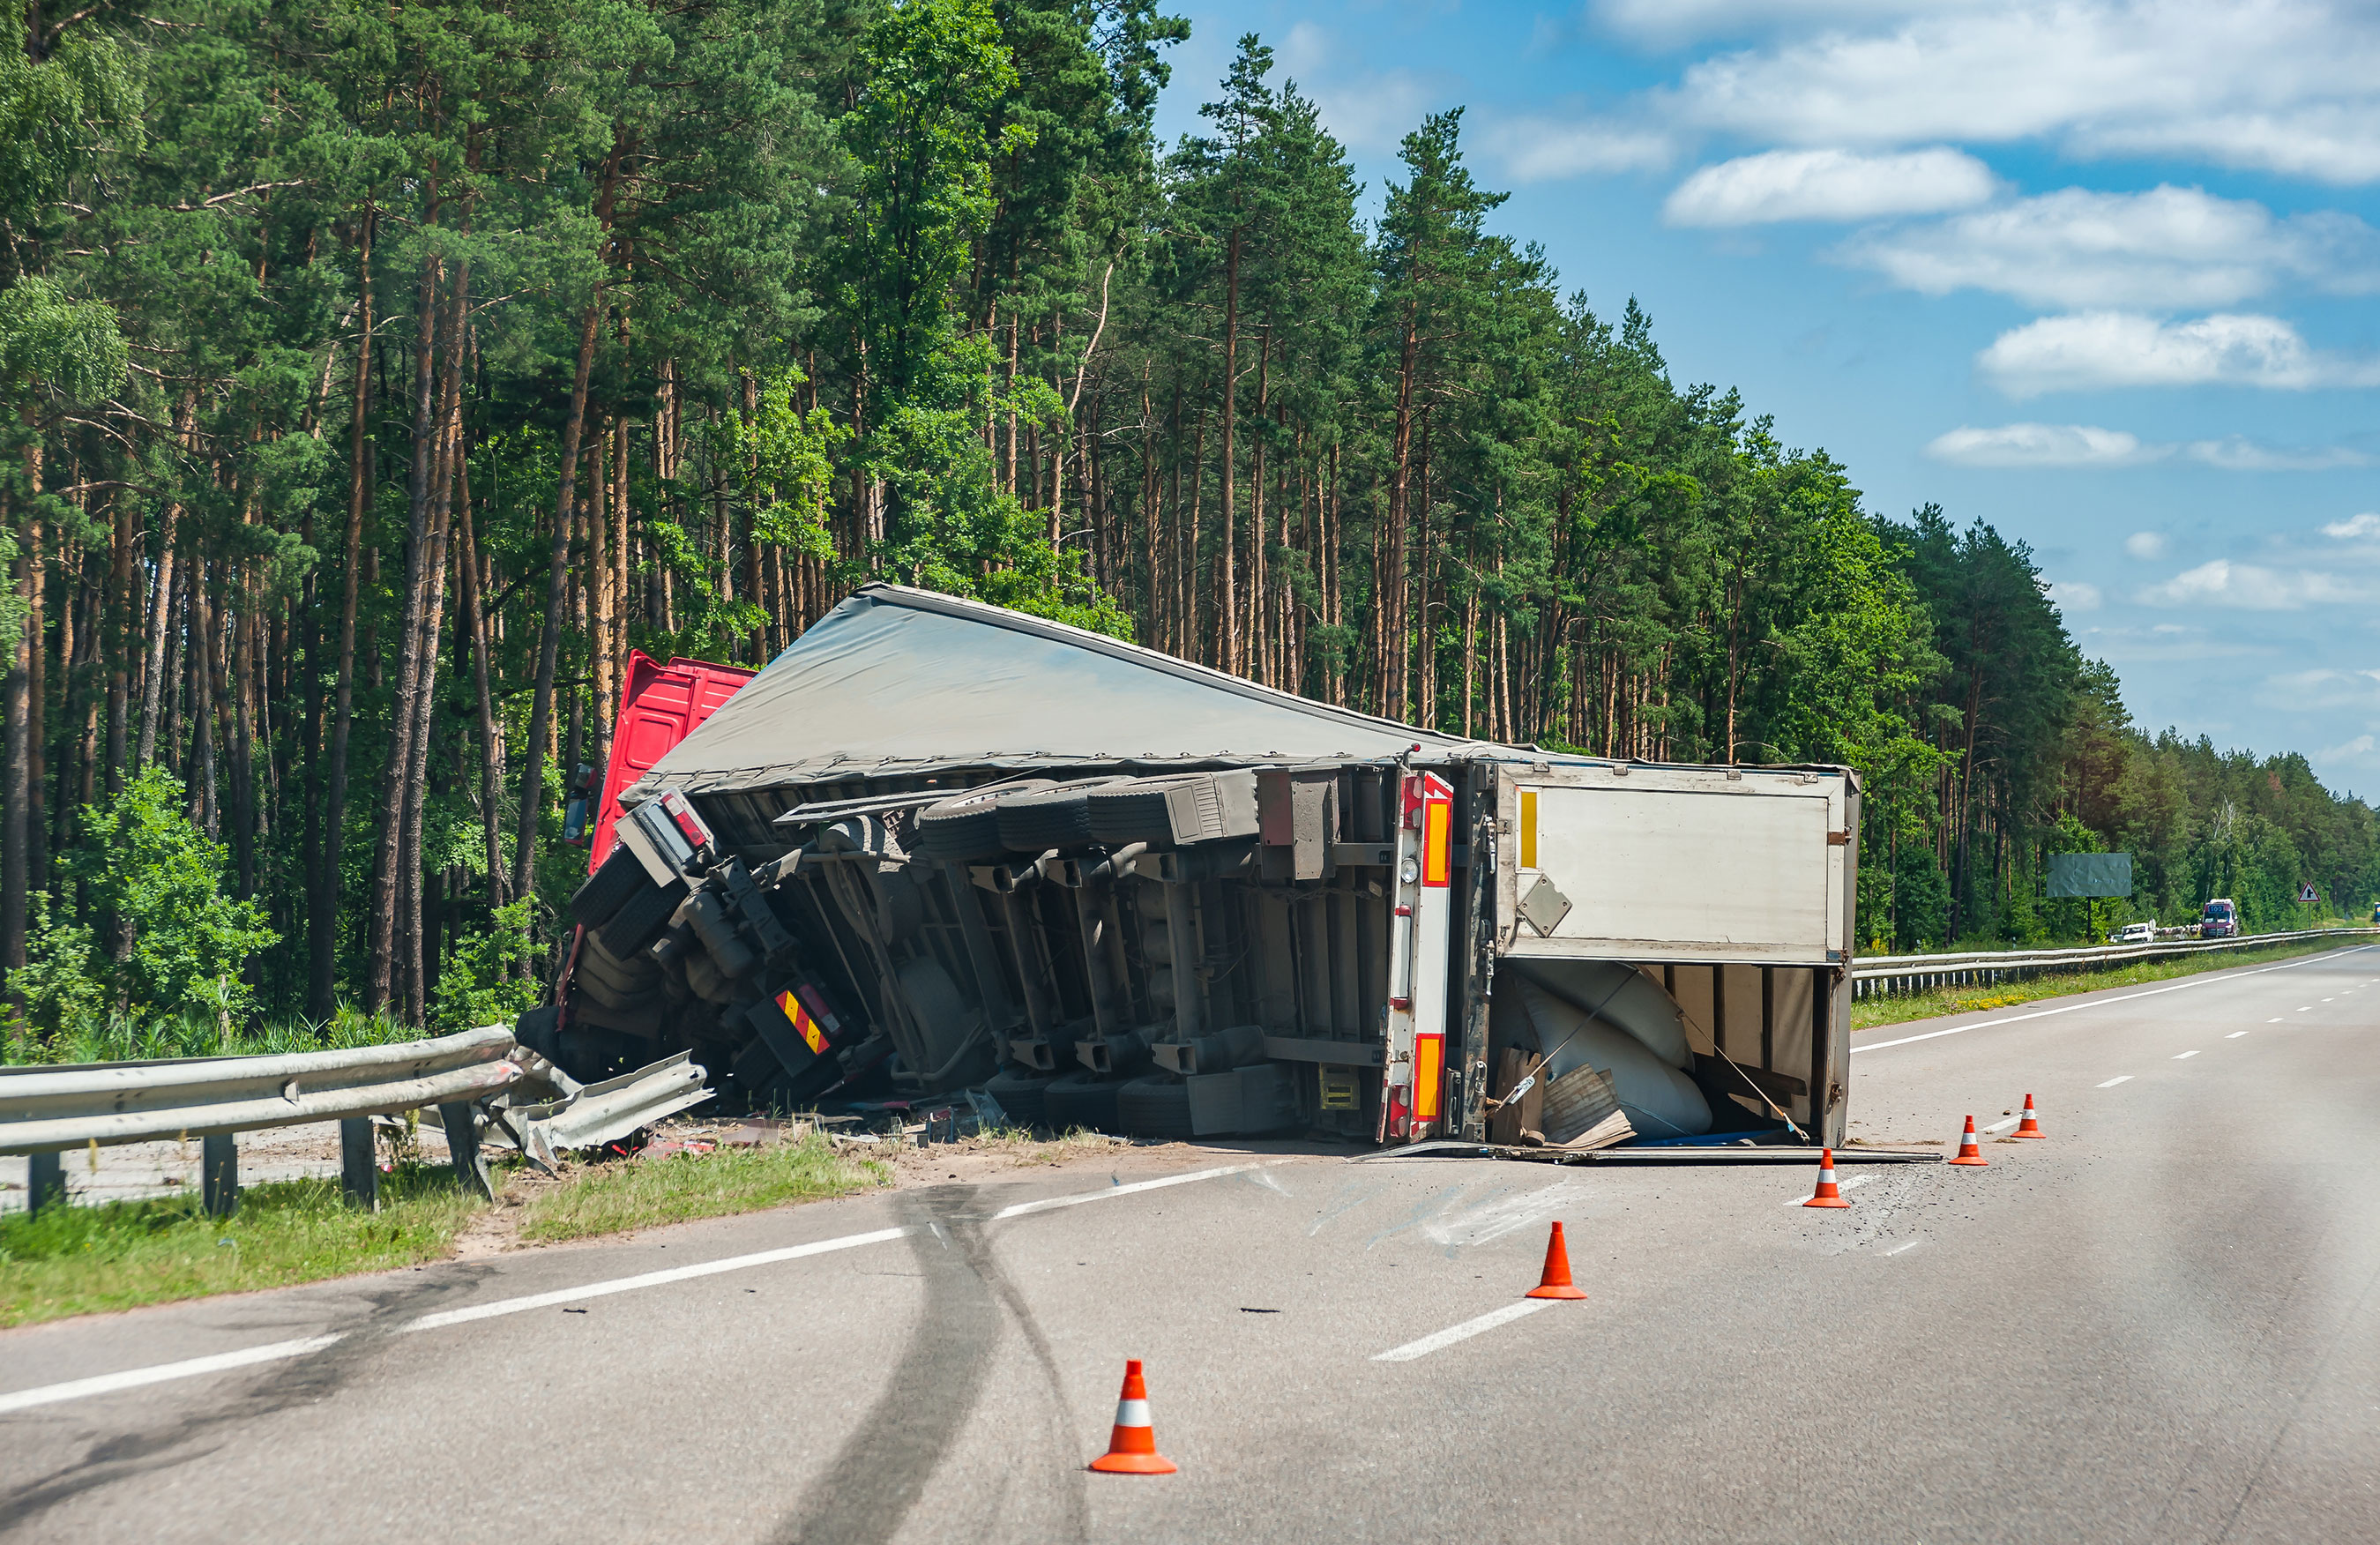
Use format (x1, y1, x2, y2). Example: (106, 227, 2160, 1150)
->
(1147, 0, 2380, 795)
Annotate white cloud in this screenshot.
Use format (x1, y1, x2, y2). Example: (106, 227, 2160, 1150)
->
(1488, 118, 1675, 182)
(1840, 186, 2380, 309)
(1925, 422, 2160, 467)
(1663, 146, 1995, 224)
(2183, 436, 2373, 470)
(2138, 558, 2374, 608)
(1278, 23, 1459, 156)
(2319, 732, 2379, 760)
(1927, 423, 2369, 468)
(1657, 1, 2380, 185)
(2048, 579, 2105, 611)
(2324, 512, 2380, 539)
(2127, 531, 2169, 558)
(2264, 667, 2380, 709)
(1976, 312, 2380, 396)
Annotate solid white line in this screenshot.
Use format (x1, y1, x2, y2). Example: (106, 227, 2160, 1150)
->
(1373, 1299, 1556, 1362)
(2098, 1076, 2134, 1088)
(402, 1226, 916, 1332)
(1882, 1238, 1925, 1258)
(1982, 1116, 2021, 1134)
(2173, 1050, 2200, 1060)
(0, 1335, 344, 1417)
(2227, 1031, 2249, 1039)
(1781, 1174, 1877, 1205)
(3, 1163, 1280, 1416)
(991, 1161, 1270, 1220)
(1852, 946, 2369, 1056)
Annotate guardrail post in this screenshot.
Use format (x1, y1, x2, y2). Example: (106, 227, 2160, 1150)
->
(27, 1150, 65, 1217)
(439, 1102, 494, 1201)
(339, 1117, 378, 1211)
(201, 1132, 239, 1218)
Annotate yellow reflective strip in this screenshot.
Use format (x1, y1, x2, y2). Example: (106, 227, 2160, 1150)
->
(1423, 799, 1451, 886)
(1414, 1034, 1444, 1121)
(1519, 789, 1538, 870)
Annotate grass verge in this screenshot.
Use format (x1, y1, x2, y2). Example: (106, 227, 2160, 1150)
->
(514, 1130, 887, 1244)
(1851, 935, 2362, 1031)
(0, 1164, 478, 1329)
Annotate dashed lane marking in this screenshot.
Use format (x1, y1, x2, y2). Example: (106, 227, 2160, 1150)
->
(2099, 1076, 2135, 1087)
(1882, 1239, 1926, 1258)
(2, 1163, 1275, 1414)
(2227, 1031, 2249, 1038)
(2174, 1050, 2201, 1059)
(1983, 1116, 2021, 1134)
(1373, 1299, 1558, 1362)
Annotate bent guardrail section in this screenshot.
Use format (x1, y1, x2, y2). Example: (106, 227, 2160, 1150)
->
(3, 1027, 714, 1218)
(1850, 927, 2378, 999)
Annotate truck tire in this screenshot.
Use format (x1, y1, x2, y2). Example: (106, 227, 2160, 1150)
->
(996, 778, 1131, 853)
(570, 846, 649, 930)
(571, 973, 668, 1016)
(983, 1066, 1059, 1128)
(1116, 1074, 1194, 1140)
(1085, 777, 1188, 846)
(599, 875, 687, 959)
(1041, 1069, 1124, 1134)
(917, 781, 1054, 862)
(573, 934, 660, 998)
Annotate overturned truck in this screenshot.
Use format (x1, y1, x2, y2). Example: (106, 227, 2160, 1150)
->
(524, 584, 1859, 1151)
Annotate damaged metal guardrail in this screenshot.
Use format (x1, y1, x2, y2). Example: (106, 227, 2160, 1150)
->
(486, 1051, 712, 1170)
(1850, 927, 2377, 1000)
(3, 1027, 713, 1218)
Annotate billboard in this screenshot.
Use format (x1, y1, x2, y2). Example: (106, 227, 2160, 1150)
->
(2047, 852, 2133, 899)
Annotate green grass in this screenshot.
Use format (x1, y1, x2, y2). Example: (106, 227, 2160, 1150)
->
(515, 1131, 888, 1243)
(0, 1164, 480, 1328)
(1851, 935, 2360, 1031)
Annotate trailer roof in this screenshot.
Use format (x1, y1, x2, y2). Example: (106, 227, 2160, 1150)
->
(637, 584, 1488, 793)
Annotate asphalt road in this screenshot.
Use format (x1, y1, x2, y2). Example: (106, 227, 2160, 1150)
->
(4, 945, 2376, 1543)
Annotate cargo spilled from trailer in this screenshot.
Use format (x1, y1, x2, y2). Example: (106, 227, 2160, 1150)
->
(522, 585, 1856, 1152)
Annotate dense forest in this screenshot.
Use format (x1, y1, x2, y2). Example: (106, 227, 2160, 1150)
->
(4, 0, 2373, 1040)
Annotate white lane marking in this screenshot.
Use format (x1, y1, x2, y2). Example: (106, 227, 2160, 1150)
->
(403, 1226, 916, 1333)
(1373, 1299, 1557, 1362)
(1882, 1238, 1926, 1258)
(2298, 1007, 2312, 1011)
(0, 1335, 344, 1417)
(1853, 946, 2371, 1056)
(4, 1164, 1272, 1414)
(2268, 1018, 2283, 1023)
(2323, 997, 2335, 1003)
(2227, 1031, 2249, 1039)
(1983, 1116, 2021, 1134)
(1781, 1174, 1877, 1205)
(2173, 1050, 2200, 1060)
(2099, 1076, 2134, 1087)
(992, 1161, 1272, 1220)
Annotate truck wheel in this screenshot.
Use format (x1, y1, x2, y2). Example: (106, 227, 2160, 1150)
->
(983, 1066, 1059, 1127)
(1116, 1074, 1194, 1140)
(573, 934, 660, 997)
(1041, 1069, 1124, 1134)
(599, 875, 687, 959)
(1085, 778, 1190, 846)
(570, 846, 649, 930)
(996, 778, 1131, 853)
(917, 781, 1054, 862)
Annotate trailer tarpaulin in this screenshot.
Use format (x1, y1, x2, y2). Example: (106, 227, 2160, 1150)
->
(634, 585, 1483, 795)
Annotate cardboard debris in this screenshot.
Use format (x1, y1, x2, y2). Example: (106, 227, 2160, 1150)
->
(1542, 1064, 1635, 1150)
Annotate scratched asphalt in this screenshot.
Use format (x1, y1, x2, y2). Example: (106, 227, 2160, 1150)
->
(3, 945, 2376, 1544)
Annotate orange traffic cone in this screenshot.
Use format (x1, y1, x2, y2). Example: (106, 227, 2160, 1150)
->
(1803, 1148, 1850, 1207)
(1950, 1115, 1988, 1166)
(1087, 1360, 1177, 1474)
(1526, 1220, 1590, 1300)
(2012, 1093, 2045, 1138)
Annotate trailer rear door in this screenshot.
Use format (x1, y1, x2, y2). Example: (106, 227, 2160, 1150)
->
(1495, 763, 1855, 967)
